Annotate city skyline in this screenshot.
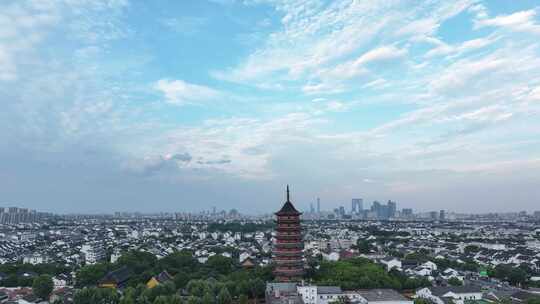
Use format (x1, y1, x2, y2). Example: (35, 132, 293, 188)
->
(1, 1, 540, 213)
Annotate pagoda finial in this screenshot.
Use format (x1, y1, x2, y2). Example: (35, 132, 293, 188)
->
(286, 184, 290, 202)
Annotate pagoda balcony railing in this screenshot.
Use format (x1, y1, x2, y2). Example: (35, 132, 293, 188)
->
(276, 225, 301, 231)
(273, 268, 305, 276)
(275, 218, 301, 224)
(273, 250, 303, 256)
(275, 242, 304, 249)
(275, 234, 302, 240)
(274, 258, 304, 265)
(276, 239, 303, 244)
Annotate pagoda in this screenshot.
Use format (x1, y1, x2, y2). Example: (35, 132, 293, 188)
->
(273, 185, 304, 282)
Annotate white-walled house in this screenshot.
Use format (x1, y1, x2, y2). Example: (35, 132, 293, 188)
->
(416, 286, 482, 304)
(322, 252, 340, 261)
(357, 289, 413, 304)
(297, 286, 366, 304)
(380, 257, 402, 271)
(420, 261, 438, 271)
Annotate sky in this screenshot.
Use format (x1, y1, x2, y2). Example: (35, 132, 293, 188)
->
(1, 0, 540, 214)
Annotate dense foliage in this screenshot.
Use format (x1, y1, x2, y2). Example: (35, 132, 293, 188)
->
(488, 264, 529, 286)
(32, 274, 54, 300)
(312, 257, 430, 291)
(0, 262, 69, 287)
(73, 250, 270, 304)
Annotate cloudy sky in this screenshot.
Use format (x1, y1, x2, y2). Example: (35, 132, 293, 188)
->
(1, 0, 540, 214)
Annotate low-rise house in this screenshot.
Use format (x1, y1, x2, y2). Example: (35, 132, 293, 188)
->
(298, 286, 365, 304)
(380, 257, 402, 271)
(510, 291, 540, 303)
(357, 289, 412, 304)
(146, 271, 173, 289)
(416, 286, 482, 304)
(98, 267, 133, 289)
(266, 282, 302, 304)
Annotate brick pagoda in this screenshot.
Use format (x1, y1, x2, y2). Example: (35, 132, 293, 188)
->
(273, 185, 304, 282)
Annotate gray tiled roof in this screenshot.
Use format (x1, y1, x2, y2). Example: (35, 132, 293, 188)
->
(428, 286, 482, 296)
(317, 286, 342, 294)
(356, 289, 408, 301)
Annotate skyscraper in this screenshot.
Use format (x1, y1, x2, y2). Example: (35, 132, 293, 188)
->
(352, 198, 363, 214)
(388, 200, 397, 218)
(316, 197, 320, 213)
(273, 185, 304, 282)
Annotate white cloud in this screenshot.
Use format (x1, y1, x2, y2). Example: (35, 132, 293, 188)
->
(529, 86, 540, 101)
(362, 78, 388, 90)
(302, 82, 345, 95)
(425, 36, 496, 58)
(395, 18, 439, 37)
(154, 79, 220, 105)
(212, 0, 472, 89)
(354, 45, 408, 66)
(475, 9, 540, 35)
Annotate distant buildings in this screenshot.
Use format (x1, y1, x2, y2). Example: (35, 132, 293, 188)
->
(402, 208, 413, 217)
(351, 198, 363, 214)
(369, 200, 397, 219)
(0, 207, 50, 224)
(273, 185, 304, 282)
(81, 242, 106, 265)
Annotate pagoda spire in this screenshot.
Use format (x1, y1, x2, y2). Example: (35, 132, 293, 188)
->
(286, 184, 290, 202)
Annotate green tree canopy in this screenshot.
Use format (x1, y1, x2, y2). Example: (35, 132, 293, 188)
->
(32, 274, 54, 300)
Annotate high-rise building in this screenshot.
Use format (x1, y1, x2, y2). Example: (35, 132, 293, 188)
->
(316, 197, 320, 213)
(439, 210, 446, 221)
(338, 206, 345, 217)
(388, 200, 397, 218)
(351, 198, 363, 214)
(273, 185, 304, 282)
(402, 208, 413, 217)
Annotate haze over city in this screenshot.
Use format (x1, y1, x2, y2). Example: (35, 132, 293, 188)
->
(1, 0, 540, 214)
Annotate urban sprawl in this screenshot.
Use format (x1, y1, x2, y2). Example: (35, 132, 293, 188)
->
(1, 190, 540, 304)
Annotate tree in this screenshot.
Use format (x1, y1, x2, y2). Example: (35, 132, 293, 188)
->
(32, 274, 54, 300)
(169, 295, 183, 304)
(217, 287, 232, 304)
(239, 295, 249, 304)
(74, 287, 120, 304)
(414, 299, 433, 304)
(153, 296, 170, 304)
(207, 255, 234, 275)
(187, 296, 201, 304)
(202, 292, 215, 304)
(448, 277, 462, 286)
(355, 240, 373, 254)
(75, 263, 111, 287)
(120, 287, 136, 304)
(187, 280, 207, 297)
(249, 278, 265, 299)
(464, 245, 480, 255)
(526, 298, 540, 304)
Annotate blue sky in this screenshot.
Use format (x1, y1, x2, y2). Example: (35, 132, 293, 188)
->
(1, 0, 540, 214)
